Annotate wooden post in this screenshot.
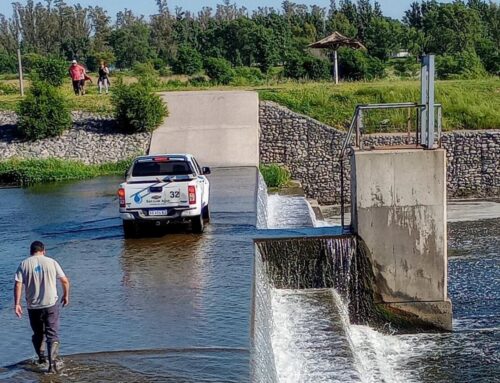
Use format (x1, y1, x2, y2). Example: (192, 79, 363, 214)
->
(17, 48, 24, 97)
(334, 49, 339, 85)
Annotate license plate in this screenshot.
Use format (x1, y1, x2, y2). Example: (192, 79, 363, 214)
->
(148, 209, 169, 216)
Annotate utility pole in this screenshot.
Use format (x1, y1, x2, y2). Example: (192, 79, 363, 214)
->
(15, 5, 24, 97)
(17, 48, 24, 97)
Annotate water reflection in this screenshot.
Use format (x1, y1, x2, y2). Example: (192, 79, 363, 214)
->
(0, 170, 257, 382)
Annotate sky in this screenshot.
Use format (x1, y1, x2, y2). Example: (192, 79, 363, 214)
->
(0, 0, 458, 21)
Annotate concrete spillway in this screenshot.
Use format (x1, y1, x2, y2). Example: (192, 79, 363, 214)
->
(149, 91, 260, 168)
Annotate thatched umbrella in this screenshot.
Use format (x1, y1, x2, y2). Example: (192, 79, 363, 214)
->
(308, 31, 366, 84)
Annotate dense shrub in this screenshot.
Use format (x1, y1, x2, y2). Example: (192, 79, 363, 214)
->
(260, 164, 291, 188)
(475, 39, 499, 75)
(150, 57, 166, 70)
(165, 79, 187, 89)
(17, 81, 72, 140)
(338, 48, 385, 80)
(232, 66, 265, 85)
(0, 52, 17, 74)
(22, 53, 44, 73)
(284, 51, 306, 79)
(132, 62, 160, 88)
(436, 50, 487, 79)
(392, 58, 420, 78)
(204, 57, 235, 85)
(30, 56, 68, 87)
(189, 75, 209, 87)
(172, 45, 203, 75)
(285, 52, 332, 81)
(303, 56, 331, 80)
(111, 81, 168, 133)
(266, 66, 285, 82)
(158, 66, 173, 77)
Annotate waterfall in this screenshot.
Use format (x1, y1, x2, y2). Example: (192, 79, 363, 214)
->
(251, 248, 278, 382)
(256, 173, 268, 229)
(252, 185, 414, 382)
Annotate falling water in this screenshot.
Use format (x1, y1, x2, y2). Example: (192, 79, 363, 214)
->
(253, 190, 418, 383)
(256, 173, 268, 229)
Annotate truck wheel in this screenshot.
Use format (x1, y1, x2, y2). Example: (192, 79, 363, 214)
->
(191, 215, 204, 234)
(123, 220, 139, 238)
(202, 204, 210, 222)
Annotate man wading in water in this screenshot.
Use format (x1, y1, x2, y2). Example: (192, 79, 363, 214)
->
(13, 241, 70, 373)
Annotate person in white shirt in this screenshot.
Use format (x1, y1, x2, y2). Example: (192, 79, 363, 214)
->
(14, 241, 70, 373)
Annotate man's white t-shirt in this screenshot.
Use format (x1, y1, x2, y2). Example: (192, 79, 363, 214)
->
(15, 256, 66, 309)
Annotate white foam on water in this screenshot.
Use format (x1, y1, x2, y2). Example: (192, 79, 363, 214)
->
(265, 193, 441, 383)
(270, 289, 361, 383)
(348, 325, 419, 383)
(267, 194, 315, 229)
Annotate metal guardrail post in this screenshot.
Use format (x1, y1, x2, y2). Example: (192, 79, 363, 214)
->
(356, 109, 363, 148)
(340, 158, 345, 229)
(437, 105, 442, 147)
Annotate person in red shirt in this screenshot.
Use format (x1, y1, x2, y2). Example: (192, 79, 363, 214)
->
(68, 60, 86, 95)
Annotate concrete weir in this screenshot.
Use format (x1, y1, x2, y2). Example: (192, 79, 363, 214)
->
(350, 148, 452, 331)
(149, 91, 260, 167)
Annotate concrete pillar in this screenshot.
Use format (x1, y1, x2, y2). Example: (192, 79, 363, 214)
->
(351, 148, 452, 331)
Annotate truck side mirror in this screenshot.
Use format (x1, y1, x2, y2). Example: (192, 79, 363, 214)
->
(202, 167, 211, 175)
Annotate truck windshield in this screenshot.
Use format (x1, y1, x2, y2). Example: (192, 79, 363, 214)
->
(132, 160, 193, 177)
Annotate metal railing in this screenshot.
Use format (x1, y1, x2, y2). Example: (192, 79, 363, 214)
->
(339, 102, 443, 159)
(338, 102, 443, 230)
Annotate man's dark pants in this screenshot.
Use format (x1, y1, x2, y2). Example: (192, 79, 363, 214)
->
(72, 80, 81, 95)
(28, 304, 60, 354)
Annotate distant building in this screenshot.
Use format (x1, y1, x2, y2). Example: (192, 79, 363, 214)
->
(391, 50, 412, 59)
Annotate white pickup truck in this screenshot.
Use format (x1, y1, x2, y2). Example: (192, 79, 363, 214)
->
(118, 154, 211, 237)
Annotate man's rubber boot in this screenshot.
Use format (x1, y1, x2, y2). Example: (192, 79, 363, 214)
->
(32, 336, 46, 364)
(47, 341, 60, 373)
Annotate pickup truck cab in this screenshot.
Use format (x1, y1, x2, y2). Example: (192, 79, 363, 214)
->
(118, 154, 210, 236)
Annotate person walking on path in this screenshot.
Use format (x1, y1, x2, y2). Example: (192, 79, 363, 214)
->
(98, 62, 110, 94)
(68, 59, 86, 95)
(14, 241, 70, 373)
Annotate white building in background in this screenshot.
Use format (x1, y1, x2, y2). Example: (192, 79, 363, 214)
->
(391, 50, 412, 59)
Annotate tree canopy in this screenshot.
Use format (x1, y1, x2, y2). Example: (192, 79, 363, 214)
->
(0, 0, 497, 79)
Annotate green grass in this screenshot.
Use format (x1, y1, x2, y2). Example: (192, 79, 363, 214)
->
(0, 157, 132, 186)
(0, 76, 498, 131)
(260, 164, 291, 188)
(259, 79, 500, 132)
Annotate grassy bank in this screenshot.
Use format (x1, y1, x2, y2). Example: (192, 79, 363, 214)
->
(0, 77, 498, 131)
(259, 79, 500, 132)
(0, 158, 132, 186)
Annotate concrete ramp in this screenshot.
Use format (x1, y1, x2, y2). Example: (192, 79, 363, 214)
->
(149, 91, 260, 167)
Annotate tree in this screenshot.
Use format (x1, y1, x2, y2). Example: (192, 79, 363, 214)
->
(150, 0, 176, 63)
(327, 12, 357, 37)
(172, 44, 202, 75)
(365, 17, 403, 60)
(110, 17, 153, 69)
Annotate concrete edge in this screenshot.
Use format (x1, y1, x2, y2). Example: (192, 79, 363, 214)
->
(377, 299, 453, 332)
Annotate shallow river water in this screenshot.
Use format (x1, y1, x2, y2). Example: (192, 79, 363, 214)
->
(0, 169, 259, 382)
(0, 174, 498, 382)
